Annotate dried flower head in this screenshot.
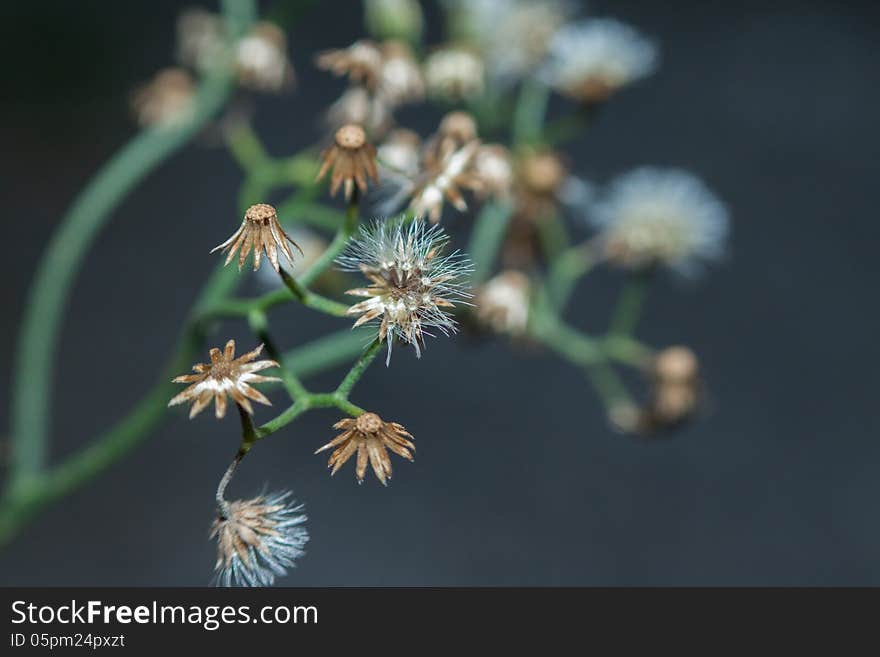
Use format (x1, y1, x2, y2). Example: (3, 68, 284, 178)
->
(411, 140, 482, 223)
(474, 270, 531, 335)
(650, 383, 698, 426)
(513, 149, 569, 222)
(591, 168, 730, 274)
(316, 124, 380, 200)
(176, 8, 227, 74)
(423, 111, 479, 165)
(377, 128, 422, 177)
(424, 46, 485, 100)
(445, 0, 571, 83)
(131, 68, 196, 129)
(377, 40, 425, 106)
(169, 340, 280, 419)
(653, 346, 699, 385)
(473, 144, 514, 200)
(212, 490, 308, 587)
(337, 218, 472, 361)
(327, 86, 392, 137)
(519, 150, 568, 198)
(212, 203, 302, 273)
(542, 18, 658, 103)
(235, 21, 295, 92)
(316, 40, 384, 89)
(437, 111, 478, 146)
(315, 412, 415, 485)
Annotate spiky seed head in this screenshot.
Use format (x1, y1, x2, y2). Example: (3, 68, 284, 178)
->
(315, 412, 416, 485)
(337, 217, 472, 362)
(168, 340, 281, 419)
(211, 491, 308, 587)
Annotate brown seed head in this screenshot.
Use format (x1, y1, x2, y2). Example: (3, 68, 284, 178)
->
(439, 111, 478, 143)
(653, 383, 697, 423)
(356, 412, 384, 434)
(654, 346, 699, 384)
(245, 202, 277, 225)
(335, 124, 367, 150)
(316, 412, 416, 485)
(520, 151, 567, 196)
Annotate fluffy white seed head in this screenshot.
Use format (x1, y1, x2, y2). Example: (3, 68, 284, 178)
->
(542, 18, 658, 101)
(424, 47, 485, 100)
(591, 167, 730, 274)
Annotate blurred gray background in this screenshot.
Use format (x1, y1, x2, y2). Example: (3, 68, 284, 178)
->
(1, 0, 878, 585)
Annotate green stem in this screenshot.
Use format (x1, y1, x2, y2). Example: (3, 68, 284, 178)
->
(335, 338, 382, 398)
(609, 273, 651, 337)
(6, 9, 255, 491)
(512, 78, 550, 147)
(225, 123, 271, 171)
(278, 269, 350, 316)
(467, 201, 514, 284)
(536, 212, 570, 261)
(247, 309, 308, 400)
(546, 242, 596, 311)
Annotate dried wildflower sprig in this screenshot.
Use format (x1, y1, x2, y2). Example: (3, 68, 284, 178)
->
(316, 124, 380, 199)
(212, 203, 303, 273)
(316, 412, 415, 485)
(337, 217, 473, 362)
(168, 339, 280, 418)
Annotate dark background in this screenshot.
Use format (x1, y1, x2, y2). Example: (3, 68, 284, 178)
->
(1, 0, 878, 585)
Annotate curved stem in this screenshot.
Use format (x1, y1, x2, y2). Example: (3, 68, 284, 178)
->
(467, 201, 514, 284)
(247, 309, 308, 400)
(6, 1, 257, 493)
(608, 272, 651, 337)
(335, 338, 382, 399)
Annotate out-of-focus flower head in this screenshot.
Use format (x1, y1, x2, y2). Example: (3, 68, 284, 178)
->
(176, 7, 227, 74)
(374, 113, 490, 222)
(235, 21, 295, 92)
(515, 149, 569, 220)
(212, 203, 303, 273)
(410, 140, 482, 223)
(646, 346, 701, 430)
(337, 217, 472, 362)
(474, 270, 531, 336)
(444, 0, 572, 83)
(316, 124, 380, 200)
(423, 46, 485, 101)
(377, 40, 425, 107)
(176, 10, 293, 93)
(212, 490, 308, 587)
(590, 167, 729, 274)
(425, 111, 478, 163)
(131, 68, 196, 129)
(364, 0, 424, 43)
(472, 144, 514, 201)
(168, 340, 280, 419)
(377, 128, 423, 178)
(326, 86, 393, 137)
(542, 18, 658, 103)
(316, 40, 385, 90)
(316, 412, 415, 485)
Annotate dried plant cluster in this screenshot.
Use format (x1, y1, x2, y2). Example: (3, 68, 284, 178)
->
(1, 0, 732, 587)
